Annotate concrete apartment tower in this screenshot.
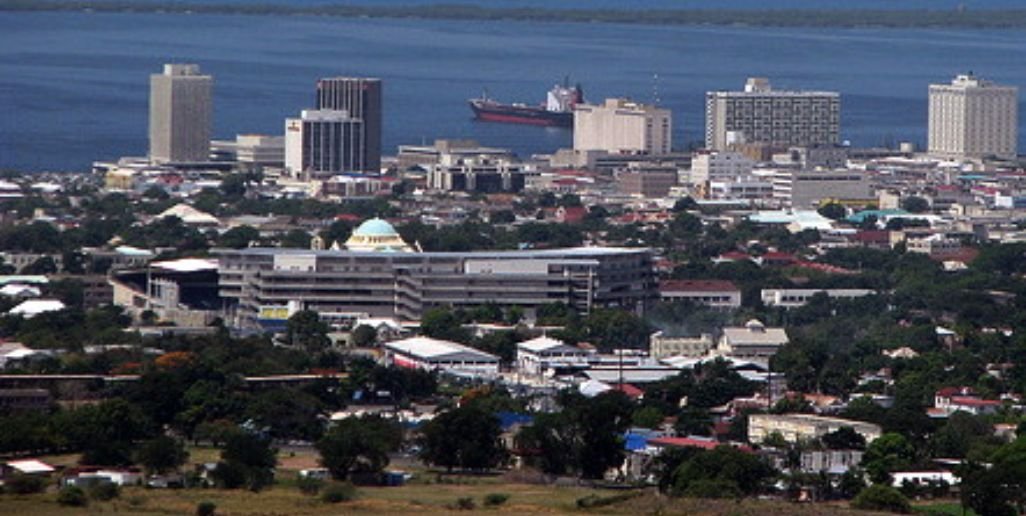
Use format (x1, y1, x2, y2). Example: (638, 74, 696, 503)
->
(928, 73, 1018, 160)
(705, 77, 840, 151)
(315, 77, 382, 173)
(149, 64, 213, 164)
(573, 98, 672, 155)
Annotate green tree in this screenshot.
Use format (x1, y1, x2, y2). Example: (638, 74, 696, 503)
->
(817, 202, 847, 220)
(821, 426, 866, 451)
(861, 432, 915, 484)
(319, 220, 353, 247)
(929, 411, 997, 459)
(901, 195, 930, 213)
(136, 435, 189, 475)
(672, 197, 698, 212)
(579, 309, 651, 352)
(316, 416, 403, 481)
(490, 210, 515, 224)
(286, 310, 331, 352)
(419, 404, 507, 472)
(213, 429, 277, 491)
(516, 391, 632, 479)
(280, 229, 312, 249)
(350, 325, 377, 347)
(143, 185, 169, 200)
(962, 437, 1026, 516)
(22, 256, 57, 274)
(218, 225, 260, 249)
(61, 251, 87, 274)
(244, 388, 326, 441)
(419, 308, 471, 343)
(851, 484, 911, 513)
(670, 446, 775, 498)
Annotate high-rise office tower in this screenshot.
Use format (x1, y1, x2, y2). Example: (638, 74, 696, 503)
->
(149, 64, 213, 164)
(705, 78, 840, 151)
(315, 77, 382, 172)
(928, 73, 1018, 160)
(284, 110, 365, 179)
(573, 98, 672, 155)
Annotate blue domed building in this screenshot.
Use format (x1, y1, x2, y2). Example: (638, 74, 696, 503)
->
(343, 218, 413, 253)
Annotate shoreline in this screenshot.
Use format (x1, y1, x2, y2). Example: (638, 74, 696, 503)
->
(3, 1, 1026, 29)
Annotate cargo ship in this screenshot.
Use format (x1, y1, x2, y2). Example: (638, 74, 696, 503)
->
(469, 81, 583, 128)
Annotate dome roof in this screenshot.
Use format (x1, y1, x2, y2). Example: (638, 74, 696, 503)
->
(344, 218, 414, 253)
(352, 218, 399, 238)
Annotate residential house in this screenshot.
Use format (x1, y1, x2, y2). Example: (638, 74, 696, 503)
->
(933, 386, 1000, 417)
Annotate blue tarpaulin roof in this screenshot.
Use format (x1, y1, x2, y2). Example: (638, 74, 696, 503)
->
(497, 412, 534, 431)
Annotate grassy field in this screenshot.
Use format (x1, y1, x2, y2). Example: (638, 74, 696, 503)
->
(0, 446, 942, 515)
(0, 485, 901, 515)
(914, 502, 977, 516)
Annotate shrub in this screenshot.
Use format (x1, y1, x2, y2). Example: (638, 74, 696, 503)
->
(5, 474, 46, 495)
(296, 476, 324, 496)
(851, 485, 911, 514)
(196, 501, 217, 516)
(88, 482, 120, 501)
(483, 492, 510, 507)
(576, 492, 640, 509)
(454, 497, 476, 510)
(684, 479, 742, 499)
(320, 482, 356, 504)
(57, 486, 88, 507)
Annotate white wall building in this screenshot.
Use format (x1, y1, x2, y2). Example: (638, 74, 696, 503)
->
(928, 74, 1018, 160)
(515, 336, 592, 376)
(383, 336, 499, 375)
(689, 150, 754, 185)
(760, 289, 876, 309)
(574, 98, 672, 155)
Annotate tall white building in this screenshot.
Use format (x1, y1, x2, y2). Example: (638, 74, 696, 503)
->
(573, 98, 672, 155)
(149, 64, 213, 164)
(928, 74, 1018, 160)
(705, 78, 840, 151)
(284, 110, 365, 180)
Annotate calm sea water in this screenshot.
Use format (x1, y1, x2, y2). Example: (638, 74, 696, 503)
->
(119, 0, 1026, 10)
(2, 10, 1026, 171)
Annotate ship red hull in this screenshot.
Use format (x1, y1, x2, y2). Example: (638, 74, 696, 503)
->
(476, 112, 562, 126)
(469, 99, 574, 128)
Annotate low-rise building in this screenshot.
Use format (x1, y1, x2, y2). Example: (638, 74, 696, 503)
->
(383, 336, 499, 375)
(515, 336, 592, 377)
(649, 331, 715, 359)
(428, 156, 526, 193)
(891, 470, 959, 489)
(659, 280, 742, 310)
(748, 413, 882, 444)
(760, 288, 875, 308)
(217, 219, 656, 326)
(616, 165, 678, 198)
(906, 234, 963, 256)
(0, 388, 51, 412)
(717, 320, 789, 359)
